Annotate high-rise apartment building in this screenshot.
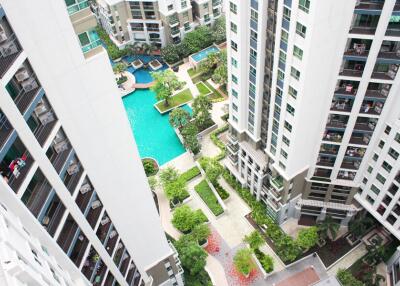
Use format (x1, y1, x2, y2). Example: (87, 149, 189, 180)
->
(0, 0, 183, 285)
(92, 0, 224, 48)
(226, 0, 400, 232)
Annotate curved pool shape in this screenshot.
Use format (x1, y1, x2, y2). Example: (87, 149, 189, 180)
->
(191, 45, 220, 63)
(123, 89, 192, 165)
(125, 55, 169, 84)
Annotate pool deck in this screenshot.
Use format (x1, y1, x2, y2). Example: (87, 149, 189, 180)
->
(120, 71, 136, 97)
(132, 82, 154, 89)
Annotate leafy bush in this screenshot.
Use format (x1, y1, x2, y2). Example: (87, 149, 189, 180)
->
(159, 167, 179, 185)
(142, 159, 158, 177)
(172, 205, 207, 233)
(337, 269, 363, 286)
(181, 122, 201, 155)
(214, 182, 229, 200)
(161, 44, 180, 63)
(296, 226, 319, 251)
(164, 178, 189, 203)
(233, 248, 256, 276)
(192, 94, 213, 131)
(244, 231, 264, 250)
(180, 166, 201, 182)
(191, 224, 211, 245)
(194, 180, 224, 216)
(254, 249, 274, 273)
(116, 76, 128, 85)
(175, 236, 208, 276)
(210, 125, 228, 160)
(96, 26, 128, 60)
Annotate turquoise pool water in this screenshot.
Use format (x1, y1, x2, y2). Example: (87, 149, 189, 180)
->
(191, 45, 220, 62)
(123, 89, 192, 165)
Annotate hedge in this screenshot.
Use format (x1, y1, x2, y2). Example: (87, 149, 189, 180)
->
(210, 124, 228, 161)
(180, 166, 201, 182)
(254, 249, 274, 273)
(214, 181, 229, 200)
(194, 180, 224, 216)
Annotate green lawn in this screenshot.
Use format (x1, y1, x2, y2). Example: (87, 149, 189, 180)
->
(194, 180, 224, 216)
(180, 166, 201, 182)
(204, 81, 224, 101)
(156, 89, 193, 113)
(196, 81, 212, 95)
(187, 67, 204, 79)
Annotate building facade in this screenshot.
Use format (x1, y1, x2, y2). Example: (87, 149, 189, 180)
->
(226, 0, 400, 228)
(92, 0, 224, 48)
(0, 0, 183, 285)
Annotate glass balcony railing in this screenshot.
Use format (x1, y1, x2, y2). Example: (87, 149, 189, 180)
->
(66, 0, 89, 15)
(80, 30, 102, 54)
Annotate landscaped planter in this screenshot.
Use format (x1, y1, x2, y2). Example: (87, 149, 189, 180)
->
(173, 127, 201, 159)
(197, 121, 218, 139)
(345, 233, 359, 246)
(251, 253, 268, 279)
(141, 157, 159, 177)
(200, 239, 209, 248)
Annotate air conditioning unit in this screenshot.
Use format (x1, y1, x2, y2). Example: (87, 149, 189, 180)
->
(0, 24, 7, 43)
(15, 68, 29, 82)
(67, 163, 79, 175)
(0, 41, 18, 57)
(38, 111, 55, 125)
(21, 77, 39, 93)
(100, 216, 110, 226)
(34, 103, 47, 116)
(54, 140, 68, 153)
(129, 264, 135, 270)
(91, 200, 101, 209)
(380, 89, 389, 97)
(110, 230, 118, 239)
(80, 183, 91, 194)
(117, 242, 123, 249)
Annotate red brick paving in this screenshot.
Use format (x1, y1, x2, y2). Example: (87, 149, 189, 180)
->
(275, 267, 320, 286)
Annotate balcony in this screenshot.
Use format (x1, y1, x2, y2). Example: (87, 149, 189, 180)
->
(75, 179, 94, 212)
(349, 14, 380, 35)
(341, 158, 362, 170)
(168, 16, 179, 27)
(0, 112, 14, 153)
(386, 16, 400, 37)
(106, 229, 119, 255)
(171, 28, 180, 37)
(0, 16, 23, 78)
(69, 233, 89, 267)
(326, 114, 349, 129)
(119, 252, 130, 276)
(372, 63, 399, 80)
(93, 262, 107, 286)
(266, 198, 281, 212)
(79, 30, 102, 54)
(339, 60, 365, 77)
(42, 196, 66, 237)
(311, 168, 332, 181)
(228, 153, 238, 165)
(323, 130, 344, 143)
(113, 244, 125, 266)
(354, 117, 377, 131)
(331, 97, 354, 112)
(316, 156, 336, 167)
(349, 132, 371, 145)
(22, 178, 53, 218)
(354, 0, 384, 13)
(56, 215, 79, 253)
(96, 213, 111, 244)
(365, 82, 391, 99)
(66, 0, 89, 15)
(337, 170, 356, 181)
(345, 146, 366, 158)
(126, 263, 138, 285)
(63, 161, 84, 194)
(270, 175, 284, 191)
(47, 132, 73, 174)
(359, 100, 384, 115)
(82, 247, 99, 280)
(227, 143, 239, 154)
(378, 41, 400, 62)
(334, 80, 359, 97)
(268, 187, 282, 201)
(86, 195, 103, 229)
(104, 273, 115, 286)
(343, 39, 372, 60)
(319, 144, 340, 155)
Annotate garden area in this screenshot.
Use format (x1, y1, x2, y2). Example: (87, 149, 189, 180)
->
(194, 180, 224, 216)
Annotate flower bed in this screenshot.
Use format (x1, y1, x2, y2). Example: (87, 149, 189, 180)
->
(180, 166, 201, 182)
(194, 180, 224, 216)
(155, 89, 193, 113)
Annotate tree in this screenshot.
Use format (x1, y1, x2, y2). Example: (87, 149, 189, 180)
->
(362, 267, 385, 286)
(112, 62, 127, 77)
(164, 178, 188, 203)
(192, 94, 213, 130)
(191, 224, 211, 245)
(203, 158, 223, 184)
(244, 231, 264, 250)
(181, 122, 201, 155)
(317, 216, 340, 241)
(349, 216, 374, 238)
(161, 44, 180, 64)
(337, 269, 363, 286)
(198, 50, 227, 86)
(151, 70, 184, 107)
(212, 16, 226, 44)
(275, 235, 301, 263)
(176, 239, 207, 275)
(172, 205, 197, 233)
(181, 26, 214, 55)
(364, 237, 385, 266)
(159, 166, 179, 186)
(148, 176, 158, 191)
(142, 160, 155, 176)
(169, 107, 191, 129)
(296, 226, 319, 251)
(233, 248, 256, 276)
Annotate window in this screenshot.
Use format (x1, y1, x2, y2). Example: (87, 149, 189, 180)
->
(232, 89, 238, 98)
(250, 30, 258, 41)
(372, 153, 378, 161)
(284, 121, 292, 132)
(395, 133, 400, 144)
(233, 115, 238, 122)
(168, 4, 174, 10)
(250, 9, 258, 22)
(367, 166, 373, 173)
(232, 103, 238, 111)
(203, 3, 209, 9)
(286, 104, 295, 115)
(378, 140, 385, 148)
(281, 30, 289, 43)
(271, 146, 276, 155)
(371, 184, 380, 195)
(299, 0, 310, 13)
(385, 125, 391, 135)
(278, 69, 285, 80)
(376, 173, 386, 185)
(296, 22, 307, 38)
(250, 48, 257, 59)
(382, 161, 392, 173)
(279, 50, 286, 63)
(231, 40, 238, 51)
(282, 135, 290, 146)
(362, 177, 368, 184)
(291, 67, 300, 80)
(281, 149, 288, 159)
(231, 22, 237, 33)
(230, 2, 237, 14)
(250, 66, 256, 76)
(232, 74, 238, 84)
(388, 148, 399, 160)
(181, 0, 187, 8)
(248, 112, 254, 124)
(288, 86, 297, 99)
(293, 45, 303, 60)
(279, 162, 286, 170)
(283, 7, 291, 21)
(232, 58, 238, 68)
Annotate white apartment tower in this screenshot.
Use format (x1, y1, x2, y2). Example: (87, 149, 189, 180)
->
(92, 0, 224, 48)
(226, 0, 400, 231)
(0, 0, 183, 285)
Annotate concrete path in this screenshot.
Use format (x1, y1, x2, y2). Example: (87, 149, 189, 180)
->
(327, 243, 367, 276)
(205, 255, 229, 286)
(176, 62, 199, 97)
(160, 152, 195, 173)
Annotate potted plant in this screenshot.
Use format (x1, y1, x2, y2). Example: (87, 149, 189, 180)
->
(233, 248, 256, 278)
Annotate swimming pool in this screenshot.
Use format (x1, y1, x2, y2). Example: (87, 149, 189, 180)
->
(123, 89, 192, 165)
(190, 45, 220, 63)
(124, 55, 168, 84)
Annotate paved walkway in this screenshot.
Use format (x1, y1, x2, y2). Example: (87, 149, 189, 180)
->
(119, 71, 136, 96)
(160, 152, 195, 173)
(327, 243, 366, 276)
(176, 62, 199, 97)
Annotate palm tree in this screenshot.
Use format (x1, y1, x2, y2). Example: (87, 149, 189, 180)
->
(141, 42, 151, 55)
(317, 216, 340, 242)
(112, 62, 127, 78)
(362, 267, 385, 286)
(364, 237, 385, 266)
(349, 216, 374, 239)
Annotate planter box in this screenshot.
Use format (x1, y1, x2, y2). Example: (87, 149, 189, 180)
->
(251, 253, 268, 279)
(200, 239, 209, 248)
(173, 127, 201, 159)
(197, 122, 218, 139)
